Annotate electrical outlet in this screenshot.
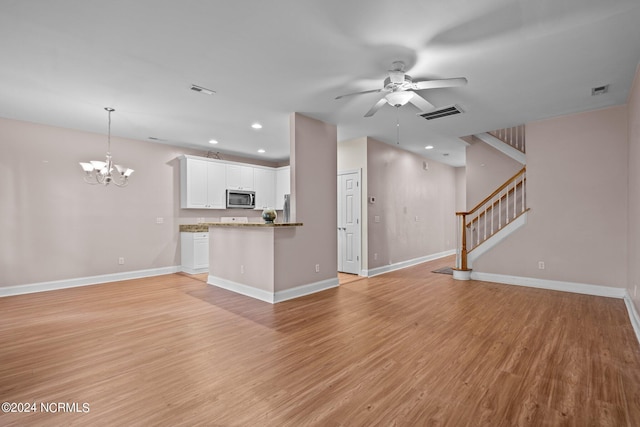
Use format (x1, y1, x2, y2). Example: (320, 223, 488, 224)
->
(156, 217, 164, 224)
(315, 264, 320, 273)
(240, 265, 244, 274)
(374, 215, 380, 223)
(118, 257, 125, 265)
(415, 215, 419, 222)
(538, 261, 545, 270)
(197, 217, 205, 223)
(374, 253, 378, 261)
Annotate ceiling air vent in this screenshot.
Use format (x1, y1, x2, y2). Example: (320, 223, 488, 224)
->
(591, 85, 609, 96)
(190, 84, 215, 95)
(418, 105, 464, 120)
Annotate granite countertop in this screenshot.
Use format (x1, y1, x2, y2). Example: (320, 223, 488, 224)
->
(180, 223, 302, 232)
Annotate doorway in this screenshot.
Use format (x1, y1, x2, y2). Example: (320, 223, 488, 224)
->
(337, 169, 362, 276)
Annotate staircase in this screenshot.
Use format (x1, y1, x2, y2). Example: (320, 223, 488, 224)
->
(454, 126, 529, 280)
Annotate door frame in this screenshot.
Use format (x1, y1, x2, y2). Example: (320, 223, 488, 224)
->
(337, 168, 362, 275)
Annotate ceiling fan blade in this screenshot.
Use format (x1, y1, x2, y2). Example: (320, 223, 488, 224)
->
(364, 98, 388, 117)
(413, 77, 468, 90)
(335, 88, 385, 100)
(408, 92, 435, 112)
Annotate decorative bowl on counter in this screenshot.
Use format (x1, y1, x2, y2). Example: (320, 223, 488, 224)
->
(261, 208, 277, 224)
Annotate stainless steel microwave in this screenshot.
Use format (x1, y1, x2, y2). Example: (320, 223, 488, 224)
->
(226, 189, 255, 209)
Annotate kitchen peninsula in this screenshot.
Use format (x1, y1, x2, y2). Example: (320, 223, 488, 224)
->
(204, 221, 328, 303)
(182, 113, 339, 304)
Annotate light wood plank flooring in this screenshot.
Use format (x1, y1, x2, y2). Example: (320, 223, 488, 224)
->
(1, 256, 639, 426)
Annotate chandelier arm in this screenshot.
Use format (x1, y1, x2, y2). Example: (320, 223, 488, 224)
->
(83, 175, 101, 185)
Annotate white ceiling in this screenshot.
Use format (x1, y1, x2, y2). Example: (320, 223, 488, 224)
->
(1, 0, 639, 167)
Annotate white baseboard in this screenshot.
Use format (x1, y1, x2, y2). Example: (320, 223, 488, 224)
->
(624, 293, 640, 346)
(470, 271, 627, 298)
(367, 249, 456, 278)
(208, 275, 275, 303)
(208, 275, 340, 304)
(180, 266, 209, 275)
(274, 278, 339, 303)
(0, 266, 181, 298)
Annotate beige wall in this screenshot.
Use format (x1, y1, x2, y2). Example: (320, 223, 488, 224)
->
(366, 138, 457, 270)
(273, 113, 337, 290)
(465, 136, 523, 209)
(628, 64, 640, 311)
(474, 106, 629, 288)
(0, 117, 273, 288)
(455, 166, 466, 212)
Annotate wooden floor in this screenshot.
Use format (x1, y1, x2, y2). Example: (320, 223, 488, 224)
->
(1, 256, 639, 426)
(338, 272, 365, 285)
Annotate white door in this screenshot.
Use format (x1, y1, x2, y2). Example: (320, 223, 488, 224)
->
(338, 170, 361, 275)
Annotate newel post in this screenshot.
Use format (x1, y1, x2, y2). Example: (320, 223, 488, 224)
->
(459, 213, 468, 270)
(454, 212, 471, 280)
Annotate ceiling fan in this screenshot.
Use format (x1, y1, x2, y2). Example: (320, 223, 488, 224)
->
(335, 61, 468, 117)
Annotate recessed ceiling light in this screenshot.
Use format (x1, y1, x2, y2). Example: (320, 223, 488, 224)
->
(425, 145, 434, 150)
(257, 149, 266, 153)
(251, 123, 263, 129)
(209, 139, 218, 144)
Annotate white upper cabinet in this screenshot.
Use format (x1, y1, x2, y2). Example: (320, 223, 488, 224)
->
(180, 155, 288, 210)
(253, 167, 276, 209)
(180, 156, 226, 209)
(226, 165, 254, 190)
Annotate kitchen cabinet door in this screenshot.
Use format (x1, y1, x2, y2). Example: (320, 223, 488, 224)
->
(180, 157, 226, 209)
(206, 162, 226, 209)
(254, 168, 275, 209)
(185, 158, 208, 208)
(226, 165, 254, 190)
(180, 232, 209, 273)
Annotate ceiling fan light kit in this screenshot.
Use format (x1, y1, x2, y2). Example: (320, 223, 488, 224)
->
(385, 91, 414, 107)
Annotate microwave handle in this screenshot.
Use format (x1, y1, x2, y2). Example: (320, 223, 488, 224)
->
(251, 193, 255, 205)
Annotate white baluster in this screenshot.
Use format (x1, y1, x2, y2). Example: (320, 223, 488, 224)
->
(513, 180, 517, 219)
(499, 196, 502, 229)
(522, 172, 526, 213)
(484, 206, 487, 241)
(491, 199, 494, 235)
(506, 186, 510, 224)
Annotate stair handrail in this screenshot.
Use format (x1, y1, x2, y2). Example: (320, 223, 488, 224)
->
(456, 166, 527, 271)
(462, 166, 526, 218)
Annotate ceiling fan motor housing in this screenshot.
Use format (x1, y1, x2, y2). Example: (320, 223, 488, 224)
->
(384, 75, 413, 90)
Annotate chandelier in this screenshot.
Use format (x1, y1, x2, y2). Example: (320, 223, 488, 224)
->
(79, 107, 134, 186)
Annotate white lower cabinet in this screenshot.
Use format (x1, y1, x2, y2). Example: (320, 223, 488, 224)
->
(181, 232, 209, 274)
